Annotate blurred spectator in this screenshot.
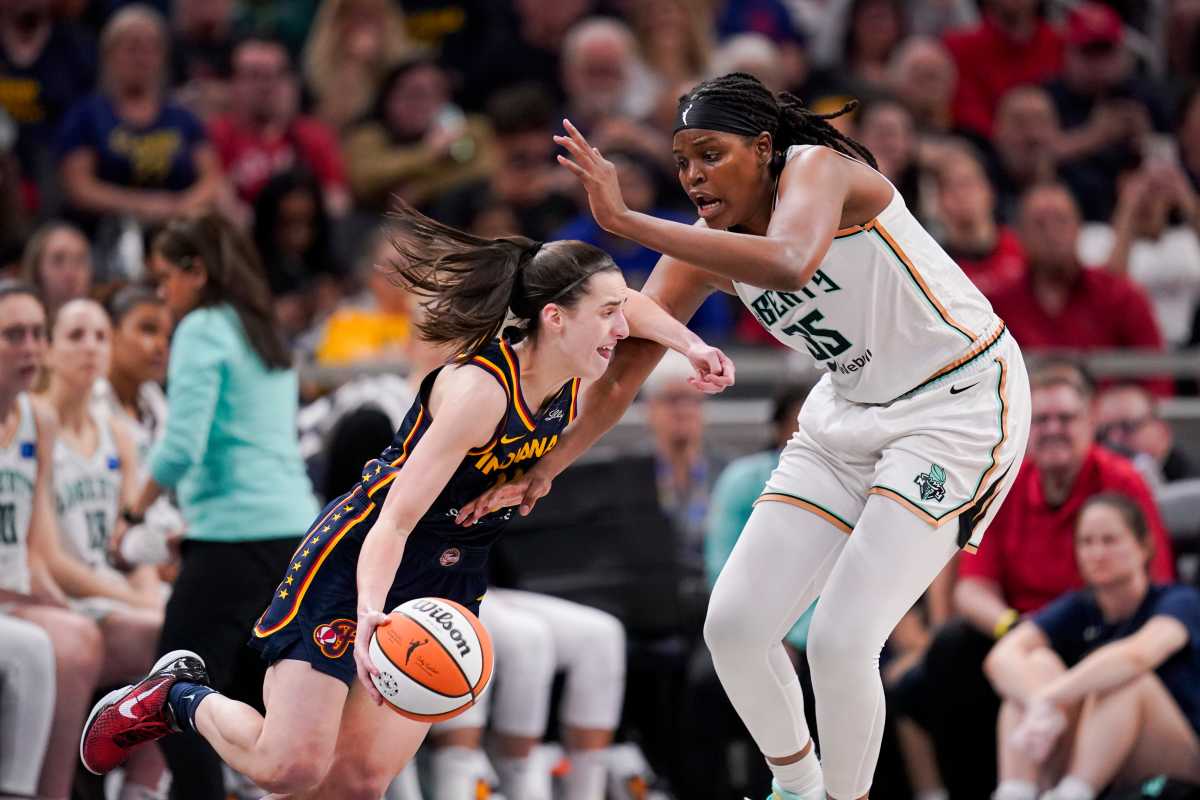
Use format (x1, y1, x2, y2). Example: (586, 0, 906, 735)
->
(886, 36, 956, 136)
(0, 283, 104, 800)
(713, 0, 809, 91)
(1096, 382, 1197, 487)
(985, 494, 1200, 800)
(1164, 0, 1200, 90)
(1047, 2, 1172, 221)
(986, 85, 1067, 223)
(813, 0, 977, 60)
(56, 5, 223, 240)
(943, 0, 1064, 139)
(857, 98, 922, 211)
(628, 0, 714, 89)
(209, 36, 349, 217)
(431, 84, 579, 241)
(561, 17, 656, 132)
(252, 169, 341, 343)
(1183, 87, 1200, 193)
(314, 226, 412, 366)
(710, 33, 786, 93)
(20, 220, 92, 318)
(232, 0, 318, 60)
(836, 0, 907, 92)
(990, 184, 1171, 396)
(0, 0, 95, 210)
(301, 0, 412, 131)
(170, 0, 237, 120)
(934, 146, 1026, 298)
(0, 109, 29, 271)
(459, 0, 592, 109)
(396, 0, 498, 83)
(1077, 159, 1200, 347)
(343, 55, 494, 212)
(642, 349, 725, 562)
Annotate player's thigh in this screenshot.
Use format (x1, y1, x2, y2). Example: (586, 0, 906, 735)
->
(1117, 674, 1200, 785)
(7, 603, 102, 674)
(258, 658, 350, 770)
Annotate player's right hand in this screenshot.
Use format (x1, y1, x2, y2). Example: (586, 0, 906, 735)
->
(353, 608, 391, 705)
(684, 342, 735, 394)
(456, 471, 553, 527)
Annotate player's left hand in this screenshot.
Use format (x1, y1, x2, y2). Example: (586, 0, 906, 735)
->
(1009, 696, 1067, 763)
(685, 342, 736, 394)
(554, 119, 631, 235)
(353, 608, 392, 705)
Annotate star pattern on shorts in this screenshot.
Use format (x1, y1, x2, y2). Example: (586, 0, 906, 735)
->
(292, 562, 302, 571)
(285, 575, 294, 585)
(302, 549, 310, 557)
(279, 589, 288, 599)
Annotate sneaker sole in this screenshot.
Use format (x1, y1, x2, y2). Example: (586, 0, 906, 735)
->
(79, 649, 208, 774)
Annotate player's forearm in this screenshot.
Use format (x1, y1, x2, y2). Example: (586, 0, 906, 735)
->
(614, 211, 815, 291)
(624, 290, 704, 354)
(356, 524, 409, 614)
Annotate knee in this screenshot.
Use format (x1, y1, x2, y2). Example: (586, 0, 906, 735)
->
(336, 767, 397, 800)
(496, 619, 555, 685)
(703, 595, 757, 658)
(49, 611, 103, 681)
(569, 611, 626, 676)
(256, 746, 331, 793)
(806, 607, 871, 677)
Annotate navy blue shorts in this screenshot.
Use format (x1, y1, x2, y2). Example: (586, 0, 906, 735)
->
(248, 486, 488, 686)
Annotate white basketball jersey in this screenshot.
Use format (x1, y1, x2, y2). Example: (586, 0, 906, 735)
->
(0, 395, 38, 593)
(53, 409, 122, 575)
(733, 145, 1004, 404)
(92, 379, 167, 467)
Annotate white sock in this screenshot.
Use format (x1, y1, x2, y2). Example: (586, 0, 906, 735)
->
(432, 746, 492, 800)
(1046, 776, 1097, 800)
(768, 746, 824, 798)
(562, 749, 607, 800)
(992, 779, 1037, 800)
(916, 790, 949, 800)
(496, 754, 552, 800)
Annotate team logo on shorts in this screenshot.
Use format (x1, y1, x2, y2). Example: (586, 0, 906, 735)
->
(914, 463, 948, 502)
(439, 548, 461, 567)
(312, 618, 356, 658)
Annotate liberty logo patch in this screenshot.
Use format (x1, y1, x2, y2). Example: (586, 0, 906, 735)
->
(914, 463, 947, 502)
(313, 618, 356, 658)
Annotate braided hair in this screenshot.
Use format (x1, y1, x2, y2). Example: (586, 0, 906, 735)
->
(678, 72, 877, 172)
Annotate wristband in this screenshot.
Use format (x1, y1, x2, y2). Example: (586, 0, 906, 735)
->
(993, 608, 1020, 639)
(120, 507, 144, 526)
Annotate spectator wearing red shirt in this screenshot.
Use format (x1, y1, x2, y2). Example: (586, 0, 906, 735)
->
(943, 0, 1063, 139)
(891, 360, 1174, 798)
(991, 183, 1172, 396)
(208, 38, 348, 220)
(934, 145, 1026, 298)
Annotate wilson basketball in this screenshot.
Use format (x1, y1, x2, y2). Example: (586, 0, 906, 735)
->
(369, 597, 494, 722)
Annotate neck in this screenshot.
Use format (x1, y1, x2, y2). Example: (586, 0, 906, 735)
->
(109, 369, 141, 414)
(1093, 574, 1149, 622)
(742, 178, 779, 236)
(0, 388, 19, 423)
(1030, 265, 1078, 313)
(48, 379, 91, 431)
(514, 339, 574, 412)
(1039, 463, 1081, 507)
(947, 217, 997, 251)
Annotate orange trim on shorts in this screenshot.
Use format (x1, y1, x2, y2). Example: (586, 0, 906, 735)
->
(756, 492, 853, 534)
(912, 323, 1007, 394)
(873, 221, 977, 342)
(253, 502, 376, 638)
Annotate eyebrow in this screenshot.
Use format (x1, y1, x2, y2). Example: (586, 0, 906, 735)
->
(672, 135, 717, 154)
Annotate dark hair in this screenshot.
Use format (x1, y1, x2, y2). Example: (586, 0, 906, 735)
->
(253, 168, 335, 296)
(369, 55, 443, 132)
(486, 83, 556, 136)
(104, 284, 163, 327)
(678, 72, 877, 172)
(20, 220, 90, 295)
(1029, 355, 1096, 399)
(152, 213, 291, 370)
(0, 280, 43, 308)
(386, 201, 620, 355)
(1078, 491, 1150, 544)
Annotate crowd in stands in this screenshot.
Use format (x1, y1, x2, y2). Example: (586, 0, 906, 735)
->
(2, 0, 1200, 798)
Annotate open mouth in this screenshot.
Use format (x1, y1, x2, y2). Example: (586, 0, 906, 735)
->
(597, 344, 615, 360)
(16, 363, 37, 382)
(690, 193, 723, 218)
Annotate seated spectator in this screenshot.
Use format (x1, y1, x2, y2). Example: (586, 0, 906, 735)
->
(56, 5, 223, 251)
(252, 168, 341, 344)
(301, 0, 412, 131)
(989, 183, 1171, 396)
(885, 36, 957, 136)
(343, 55, 494, 213)
(628, 0, 714, 90)
(20, 220, 92, 317)
(934, 146, 1026, 298)
(0, 0, 95, 211)
(38, 298, 167, 793)
(943, 0, 1063, 139)
(834, 0, 907, 93)
(561, 17, 657, 132)
(892, 359, 1174, 798)
(985, 493, 1200, 800)
(0, 282, 104, 800)
(986, 86, 1069, 224)
(710, 33, 786, 93)
(1164, 0, 1200, 90)
(209, 36, 349, 219)
(431, 84, 579, 241)
(856, 97, 922, 212)
(1096, 382, 1197, 487)
(314, 226, 412, 366)
(1183, 87, 1200, 195)
(169, 0, 237, 121)
(1047, 3, 1173, 222)
(1077, 159, 1200, 348)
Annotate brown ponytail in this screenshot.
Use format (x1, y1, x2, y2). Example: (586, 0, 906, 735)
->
(386, 202, 619, 355)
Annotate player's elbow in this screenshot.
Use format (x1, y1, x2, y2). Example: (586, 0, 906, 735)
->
(760, 247, 814, 292)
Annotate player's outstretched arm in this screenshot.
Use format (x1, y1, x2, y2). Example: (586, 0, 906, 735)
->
(353, 367, 506, 703)
(624, 289, 734, 394)
(555, 118, 849, 291)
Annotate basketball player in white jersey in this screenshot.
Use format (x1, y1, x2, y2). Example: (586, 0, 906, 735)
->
(41, 298, 169, 798)
(460, 73, 1033, 800)
(0, 282, 105, 800)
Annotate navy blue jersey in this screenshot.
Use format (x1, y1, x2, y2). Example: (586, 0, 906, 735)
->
(359, 337, 580, 545)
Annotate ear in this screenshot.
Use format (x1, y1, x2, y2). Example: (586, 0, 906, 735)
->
(186, 257, 209, 290)
(540, 302, 565, 332)
(754, 132, 774, 166)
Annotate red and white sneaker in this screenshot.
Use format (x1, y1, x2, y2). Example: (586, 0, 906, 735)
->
(80, 649, 209, 775)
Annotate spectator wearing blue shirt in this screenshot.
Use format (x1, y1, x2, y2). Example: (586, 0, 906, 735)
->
(984, 492, 1200, 800)
(57, 5, 222, 237)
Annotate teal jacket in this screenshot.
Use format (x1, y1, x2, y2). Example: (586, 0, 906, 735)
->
(149, 304, 318, 542)
(705, 450, 814, 650)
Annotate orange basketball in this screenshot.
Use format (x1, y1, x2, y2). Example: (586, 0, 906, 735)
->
(368, 597, 494, 722)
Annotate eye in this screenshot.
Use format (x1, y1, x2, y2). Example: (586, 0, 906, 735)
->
(703, 151, 720, 163)
(675, 157, 687, 171)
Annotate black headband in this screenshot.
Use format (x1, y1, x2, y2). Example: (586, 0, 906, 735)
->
(674, 98, 771, 137)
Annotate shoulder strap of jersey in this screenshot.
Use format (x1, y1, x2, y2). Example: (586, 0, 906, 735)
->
(16, 393, 34, 440)
(566, 378, 581, 424)
(463, 340, 516, 405)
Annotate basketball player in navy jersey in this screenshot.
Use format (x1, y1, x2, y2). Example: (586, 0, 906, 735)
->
(80, 205, 733, 797)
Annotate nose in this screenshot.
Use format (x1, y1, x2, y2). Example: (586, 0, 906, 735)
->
(684, 163, 704, 187)
(613, 310, 630, 340)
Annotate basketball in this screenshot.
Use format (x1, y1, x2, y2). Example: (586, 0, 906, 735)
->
(368, 597, 494, 722)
